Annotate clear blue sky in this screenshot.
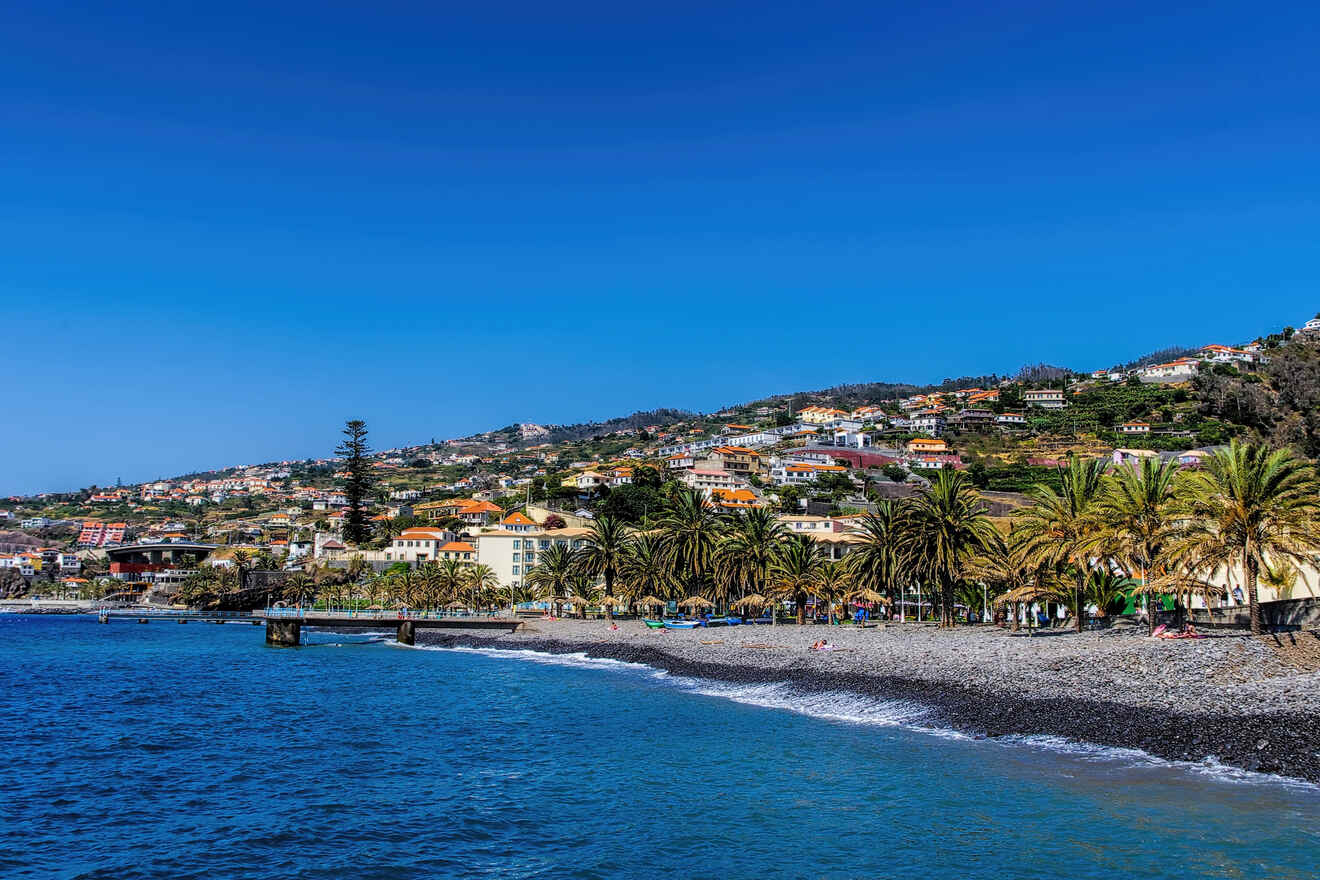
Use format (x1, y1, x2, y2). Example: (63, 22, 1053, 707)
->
(4, 0, 1318, 495)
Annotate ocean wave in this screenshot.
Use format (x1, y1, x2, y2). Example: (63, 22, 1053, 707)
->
(994, 734, 1320, 791)
(417, 643, 1319, 791)
(420, 644, 669, 678)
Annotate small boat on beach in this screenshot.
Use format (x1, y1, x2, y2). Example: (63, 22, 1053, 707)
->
(662, 620, 702, 629)
(642, 618, 666, 629)
(705, 616, 742, 626)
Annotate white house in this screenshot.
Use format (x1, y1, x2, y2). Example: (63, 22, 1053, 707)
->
(1139, 359, 1199, 382)
(1023, 389, 1066, 408)
(1119, 421, 1151, 435)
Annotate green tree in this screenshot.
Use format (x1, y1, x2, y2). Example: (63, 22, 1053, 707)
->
(336, 419, 374, 545)
(577, 515, 630, 603)
(904, 470, 996, 626)
(845, 502, 908, 607)
(655, 487, 722, 600)
(769, 534, 825, 624)
(1173, 441, 1320, 634)
(1015, 458, 1108, 633)
(1093, 456, 1185, 634)
(714, 507, 788, 607)
(526, 543, 576, 616)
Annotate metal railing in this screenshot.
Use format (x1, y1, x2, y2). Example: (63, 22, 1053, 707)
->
(261, 607, 504, 620)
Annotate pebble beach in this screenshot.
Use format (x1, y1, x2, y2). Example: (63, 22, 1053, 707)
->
(417, 619, 1320, 782)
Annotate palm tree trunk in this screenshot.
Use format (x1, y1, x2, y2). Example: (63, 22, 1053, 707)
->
(1246, 554, 1262, 636)
(1074, 567, 1086, 634)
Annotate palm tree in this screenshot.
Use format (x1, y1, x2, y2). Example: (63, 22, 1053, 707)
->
(1015, 457, 1108, 633)
(905, 470, 996, 627)
(846, 502, 908, 609)
(465, 564, 500, 611)
(655, 487, 721, 602)
(526, 543, 575, 616)
(577, 515, 630, 602)
(1093, 456, 1185, 634)
(965, 529, 1035, 631)
(435, 558, 468, 607)
(1173, 441, 1320, 634)
(770, 535, 825, 624)
(715, 507, 788, 607)
(618, 534, 673, 608)
(283, 572, 315, 608)
(231, 549, 252, 593)
(815, 560, 853, 624)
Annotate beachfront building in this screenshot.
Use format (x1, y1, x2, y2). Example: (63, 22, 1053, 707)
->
(105, 542, 217, 588)
(383, 527, 458, 566)
(475, 527, 592, 589)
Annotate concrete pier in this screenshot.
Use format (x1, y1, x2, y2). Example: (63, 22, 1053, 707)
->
(265, 619, 302, 646)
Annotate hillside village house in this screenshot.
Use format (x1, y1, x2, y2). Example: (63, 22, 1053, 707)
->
(1197, 344, 1259, 364)
(905, 437, 949, 455)
(1024, 389, 1066, 408)
(909, 414, 946, 436)
(770, 462, 848, 486)
(680, 468, 749, 493)
(1139, 358, 1199, 382)
(703, 446, 764, 476)
(1120, 421, 1151, 434)
(798, 406, 849, 425)
(996, 412, 1026, 427)
(710, 488, 765, 509)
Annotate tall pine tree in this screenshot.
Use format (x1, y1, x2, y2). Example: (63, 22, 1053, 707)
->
(336, 419, 374, 545)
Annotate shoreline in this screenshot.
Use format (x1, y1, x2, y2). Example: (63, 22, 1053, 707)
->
(415, 620, 1320, 783)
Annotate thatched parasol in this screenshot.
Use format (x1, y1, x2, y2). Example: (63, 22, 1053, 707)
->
(595, 595, 623, 607)
(638, 595, 669, 608)
(994, 584, 1050, 606)
(678, 595, 714, 609)
(446, 600, 469, 609)
(845, 588, 890, 604)
(366, 603, 384, 610)
(732, 593, 770, 609)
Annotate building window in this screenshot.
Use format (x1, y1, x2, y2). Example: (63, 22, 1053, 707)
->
(512, 565, 520, 575)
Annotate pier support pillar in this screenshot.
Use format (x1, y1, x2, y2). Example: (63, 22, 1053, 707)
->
(265, 620, 301, 646)
(397, 621, 415, 646)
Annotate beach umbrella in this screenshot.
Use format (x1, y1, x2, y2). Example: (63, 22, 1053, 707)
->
(445, 600, 468, 609)
(595, 596, 623, 606)
(732, 593, 770, 608)
(366, 603, 384, 611)
(678, 595, 714, 609)
(846, 588, 890, 604)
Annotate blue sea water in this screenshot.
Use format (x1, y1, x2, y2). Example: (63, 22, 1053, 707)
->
(2, 615, 1318, 879)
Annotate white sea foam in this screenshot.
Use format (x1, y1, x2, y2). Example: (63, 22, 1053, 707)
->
(418, 644, 1319, 791)
(994, 734, 1320, 791)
